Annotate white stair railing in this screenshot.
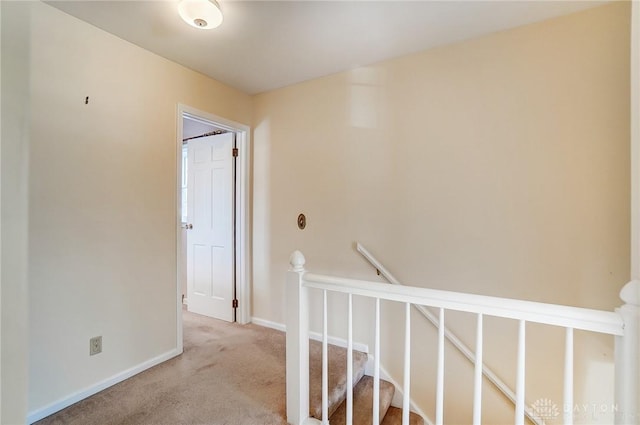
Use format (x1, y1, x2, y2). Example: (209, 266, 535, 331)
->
(285, 250, 638, 425)
(355, 242, 542, 425)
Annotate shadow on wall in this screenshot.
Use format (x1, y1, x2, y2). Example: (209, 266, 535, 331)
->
(252, 117, 274, 321)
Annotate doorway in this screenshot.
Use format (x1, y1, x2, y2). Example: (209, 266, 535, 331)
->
(176, 104, 251, 353)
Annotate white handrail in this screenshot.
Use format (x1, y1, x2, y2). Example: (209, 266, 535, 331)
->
(285, 250, 637, 425)
(354, 242, 621, 425)
(355, 245, 543, 425)
(303, 272, 624, 335)
(303, 268, 623, 422)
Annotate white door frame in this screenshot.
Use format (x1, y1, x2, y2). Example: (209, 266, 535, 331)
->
(176, 104, 252, 353)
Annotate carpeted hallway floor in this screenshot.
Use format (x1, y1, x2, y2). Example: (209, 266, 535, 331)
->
(37, 310, 291, 425)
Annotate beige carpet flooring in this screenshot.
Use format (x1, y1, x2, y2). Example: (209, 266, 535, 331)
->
(37, 310, 290, 425)
(35, 309, 366, 425)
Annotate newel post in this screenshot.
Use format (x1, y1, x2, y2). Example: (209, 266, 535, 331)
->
(615, 280, 640, 424)
(286, 251, 310, 425)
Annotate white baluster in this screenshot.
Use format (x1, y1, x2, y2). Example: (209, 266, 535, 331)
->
(373, 297, 380, 425)
(403, 302, 411, 425)
(322, 290, 329, 425)
(615, 280, 639, 425)
(436, 308, 445, 425)
(286, 251, 310, 425)
(564, 327, 573, 425)
(473, 313, 483, 425)
(515, 320, 526, 425)
(347, 293, 353, 425)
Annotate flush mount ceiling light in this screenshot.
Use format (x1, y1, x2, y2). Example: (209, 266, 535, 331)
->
(178, 0, 223, 30)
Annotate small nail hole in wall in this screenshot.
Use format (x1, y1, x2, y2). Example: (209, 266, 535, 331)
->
(297, 213, 306, 230)
(85, 96, 89, 105)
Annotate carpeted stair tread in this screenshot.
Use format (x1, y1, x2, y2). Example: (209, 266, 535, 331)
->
(328, 376, 395, 425)
(309, 341, 368, 419)
(381, 406, 425, 425)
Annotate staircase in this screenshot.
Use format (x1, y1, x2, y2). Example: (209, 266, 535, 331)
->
(308, 339, 424, 425)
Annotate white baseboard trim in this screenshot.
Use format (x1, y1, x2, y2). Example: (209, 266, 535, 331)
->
(363, 359, 433, 425)
(251, 316, 286, 332)
(27, 348, 181, 424)
(251, 317, 369, 354)
(309, 331, 369, 355)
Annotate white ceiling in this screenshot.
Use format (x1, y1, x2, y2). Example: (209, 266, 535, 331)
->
(183, 117, 224, 139)
(47, 0, 609, 95)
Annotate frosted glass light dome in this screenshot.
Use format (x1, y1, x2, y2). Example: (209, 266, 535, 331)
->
(178, 0, 223, 30)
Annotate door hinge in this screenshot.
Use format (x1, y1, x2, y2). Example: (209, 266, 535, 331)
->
(232, 299, 239, 309)
(232, 148, 239, 157)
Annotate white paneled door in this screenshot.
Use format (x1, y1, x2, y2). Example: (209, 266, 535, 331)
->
(186, 133, 234, 322)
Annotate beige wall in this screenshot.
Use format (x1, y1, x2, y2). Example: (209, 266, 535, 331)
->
(632, 1, 640, 280)
(27, 1, 251, 417)
(2, 0, 632, 422)
(1, 2, 31, 423)
(252, 3, 630, 423)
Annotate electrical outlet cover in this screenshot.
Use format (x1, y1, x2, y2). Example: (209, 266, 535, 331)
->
(90, 336, 102, 356)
